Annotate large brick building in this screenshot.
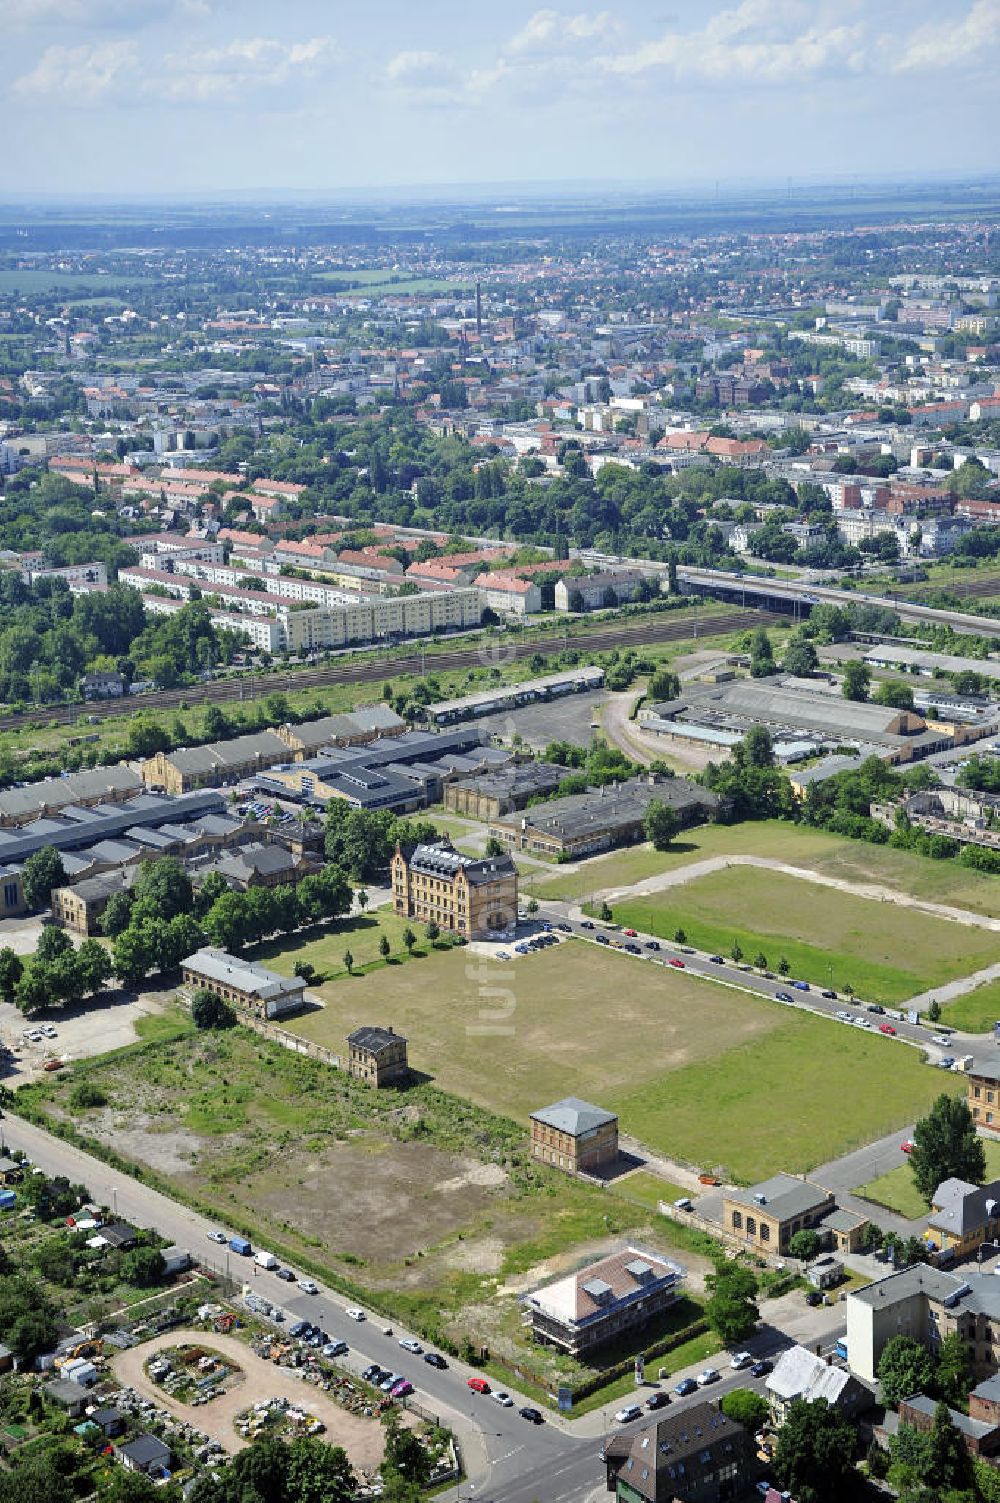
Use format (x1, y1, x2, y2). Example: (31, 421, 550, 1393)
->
(390, 839, 517, 940)
(347, 1026, 409, 1087)
(530, 1097, 619, 1175)
(723, 1174, 837, 1256)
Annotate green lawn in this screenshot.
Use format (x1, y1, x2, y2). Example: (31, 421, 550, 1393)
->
(855, 1139, 1000, 1220)
(252, 906, 435, 983)
(940, 980, 1000, 1035)
(527, 820, 1000, 920)
(612, 1171, 689, 1213)
(605, 866, 997, 1005)
(287, 938, 954, 1182)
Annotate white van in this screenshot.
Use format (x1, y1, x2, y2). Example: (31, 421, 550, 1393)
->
(254, 1250, 278, 1271)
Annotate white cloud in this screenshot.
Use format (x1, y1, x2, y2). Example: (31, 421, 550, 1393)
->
(161, 36, 337, 100)
(11, 38, 138, 101)
(893, 0, 1000, 71)
(506, 9, 620, 54)
(385, 49, 460, 87)
(604, 0, 867, 80)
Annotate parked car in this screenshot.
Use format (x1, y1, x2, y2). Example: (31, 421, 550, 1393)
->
(275, 1267, 295, 1282)
(805, 1291, 824, 1307)
(580, 920, 595, 930)
(867, 1004, 885, 1015)
(391, 1379, 414, 1398)
(595, 933, 609, 945)
(645, 1391, 670, 1409)
(297, 1279, 318, 1294)
(900, 1140, 914, 1153)
(697, 1369, 720, 1386)
(379, 1373, 403, 1392)
(467, 1377, 490, 1394)
(556, 923, 571, 933)
(399, 1338, 423, 1354)
(730, 1352, 752, 1370)
(709, 955, 725, 965)
(492, 1391, 514, 1407)
(939, 1056, 955, 1069)
(345, 1308, 366, 1322)
(792, 980, 810, 992)
(645, 940, 660, 951)
(668, 957, 686, 969)
(774, 991, 793, 1004)
(750, 1359, 772, 1378)
(614, 1404, 642, 1423)
(519, 1406, 544, 1423)
(207, 1231, 227, 1244)
(674, 1197, 693, 1212)
(931, 1034, 952, 1046)
(322, 1341, 348, 1358)
(879, 1023, 897, 1036)
(821, 989, 837, 999)
(674, 1378, 697, 1396)
(362, 1364, 382, 1383)
(423, 1352, 448, 1369)
(624, 928, 638, 937)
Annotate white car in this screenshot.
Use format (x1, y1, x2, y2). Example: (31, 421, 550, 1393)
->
(492, 1390, 514, 1407)
(297, 1279, 318, 1295)
(730, 1352, 752, 1369)
(614, 1404, 642, 1424)
(24, 1029, 42, 1043)
(399, 1338, 423, 1354)
(207, 1231, 227, 1245)
(697, 1369, 721, 1386)
(41, 1025, 57, 1039)
(345, 1308, 367, 1322)
(931, 1034, 951, 1046)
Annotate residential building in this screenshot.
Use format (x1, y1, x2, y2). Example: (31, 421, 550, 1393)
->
(476, 570, 542, 616)
(346, 1026, 409, 1087)
(966, 1059, 1000, 1131)
(527, 1244, 685, 1358)
(602, 1403, 756, 1503)
(554, 570, 646, 612)
(0, 867, 24, 918)
(80, 671, 126, 700)
(530, 1097, 619, 1175)
(898, 1396, 1000, 1460)
(192, 842, 320, 893)
(51, 868, 138, 936)
(723, 1174, 837, 1256)
(118, 1435, 172, 1477)
(180, 948, 306, 1020)
(390, 838, 517, 940)
(444, 761, 565, 820)
(924, 1177, 1000, 1261)
(846, 1265, 1000, 1383)
(765, 1344, 871, 1423)
(490, 774, 717, 859)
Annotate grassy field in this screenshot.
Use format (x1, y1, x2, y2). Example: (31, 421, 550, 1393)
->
(527, 819, 1000, 921)
(855, 1141, 1000, 1220)
(939, 980, 1000, 1035)
(252, 906, 438, 985)
(283, 938, 954, 1181)
(314, 271, 475, 295)
(605, 867, 998, 1004)
(0, 269, 152, 294)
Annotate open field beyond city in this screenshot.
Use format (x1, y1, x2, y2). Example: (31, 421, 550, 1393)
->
(604, 866, 998, 1004)
(283, 939, 955, 1182)
(940, 979, 1000, 1035)
(525, 818, 1000, 921)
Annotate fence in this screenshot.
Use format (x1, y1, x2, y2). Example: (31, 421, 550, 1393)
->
(237, 1011, 341, 1068)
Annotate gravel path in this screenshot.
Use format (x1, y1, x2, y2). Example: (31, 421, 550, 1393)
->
(112, 1329, 390, 1467)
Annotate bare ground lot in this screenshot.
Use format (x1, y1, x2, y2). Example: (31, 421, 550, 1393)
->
(113, 1330, 391, 1466)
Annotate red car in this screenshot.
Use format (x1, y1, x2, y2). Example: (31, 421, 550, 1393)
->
(879, 1023, 897, 1036)
(668, 958, 686, 969)
(900, 1140, 914, 1154)
(624, 928, 638, 937)
(467, 1377, 490, 1394)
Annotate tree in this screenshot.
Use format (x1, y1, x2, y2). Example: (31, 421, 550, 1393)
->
(599, 901, 613, 923)
(752, 951, 768, 970)
(424, 920, 439, 942)
(401, 927, 416, 954)
(121, 1245, 165, 1287)
(910, 1093, 985, 1205)
(483, 835, 506, 857)
(648, 668, 681, 702)
(187, 1432, 354, 1503)
(674, 928, 687, 944)
(874, 679, 915, 710)
(936, 1330, 972, 1407)
(704, 1260, 759, 1345)
(0, 948, 22, 999)
(927, 1400, 973, 1493)
(285, 1435, 356, 1503)
(644, 799, 681, 851)
(788, 1229, 821, 1261)
(730, 939, 744, 962)
(101, 888, 134, 938)
(842, 661, 871, 702)
(191, 988, 236, 1030)
(877, 1334, 936, 1407)
(526, 898, 538, 916)
(20, 846, 66, 911)
(749, 627, 775, 678)
(130, 858, 193, 923)
(381, 1412, 432, 1486)
(356, 889, 369, 913)
(778, 955, 791, 975)
(774, 1396, 859, 1503)
(783, 632, 819, 677)
(76, 937, 112, 995)
(112, 926, 157, 989)
(721, 1387, 769, 1430)
(343, 950, 354, 975)
(378, 935, 391, 962)
(926, 999, 942, 1024)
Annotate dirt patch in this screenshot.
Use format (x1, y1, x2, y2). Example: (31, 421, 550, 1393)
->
(443, 1235, 506, 1275)
(437, 1162, 508, 1195)
(92, 1111, 205, 1175)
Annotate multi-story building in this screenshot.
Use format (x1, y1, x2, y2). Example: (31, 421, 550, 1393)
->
(603, 1402, 757, 1503)
(390, 839, 517, 940)
(445, 762, 564, 821)
(142, 731, 289, 794)
(530, 1097, 619, 1175)
(924, 1177, 1000, 1261)
(846, 1265, 1000, 1383)
(490, 774, 716, 860)
(527, 1244, 685, 1358)
(346, 1026, 409, 1088)
(966, 1059, 1000, 1132)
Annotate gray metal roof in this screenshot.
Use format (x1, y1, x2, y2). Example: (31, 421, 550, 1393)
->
(530, 1097, 617, 1136)
(0, 765, 142, 824)
(727, 1173, 833, 1222)
(182, 947, 303, 1002)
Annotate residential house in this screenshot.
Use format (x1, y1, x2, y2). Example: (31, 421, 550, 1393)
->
(118, 1434, 172, 1476)
(527, 1244, 685, 1359)
(766, 1344, 871, 1423)
(530, 1098, 619, 1175)
(846, 1265, 1000, 1383)
(602, 1401, 756, 1502)
(554, 570, 646, 612)
(924, 1176, 1000, 1261)
(898, 1395, 1000, 1460)
(346, 1026, 409, 1087)
(965, 1060, 1000, 1132)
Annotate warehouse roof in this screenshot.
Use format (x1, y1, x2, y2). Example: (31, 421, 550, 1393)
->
(182, 947, 303, 1002)
(0, 765, 142, 825)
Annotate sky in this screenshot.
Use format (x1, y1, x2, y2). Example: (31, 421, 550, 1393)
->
(2, 0, 999, 197)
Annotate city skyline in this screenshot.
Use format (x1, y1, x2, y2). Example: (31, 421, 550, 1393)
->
(2, 0, 999, 195)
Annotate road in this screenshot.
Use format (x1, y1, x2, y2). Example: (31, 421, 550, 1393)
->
(0, 1110, 845, 1501)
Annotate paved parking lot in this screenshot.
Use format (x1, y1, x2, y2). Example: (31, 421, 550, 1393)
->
(464, 689, 608, 752)
(0, 982, 172, 1079)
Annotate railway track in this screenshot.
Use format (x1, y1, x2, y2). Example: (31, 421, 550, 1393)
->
(0, 607, 775, 736)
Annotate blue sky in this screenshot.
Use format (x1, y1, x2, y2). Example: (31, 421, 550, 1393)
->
(2, 0, 999, 196)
